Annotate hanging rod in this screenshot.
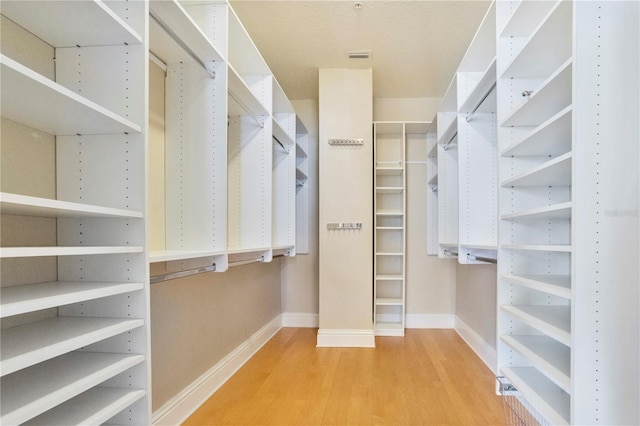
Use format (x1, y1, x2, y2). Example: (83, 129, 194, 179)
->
(465, 81, 497, 122)
(443, 132, 458, 151)
(228, 90, 264, 128)
(149, 10, 216, 79)
(273, 135, 290, 154)
(150, 264, 216, 284)
(467, 254, 497, 264)
(430, 185, 438, 192)
(229, 257, 263, 268)
(296, 179, 306, 187)
(444, 249, 458, 257)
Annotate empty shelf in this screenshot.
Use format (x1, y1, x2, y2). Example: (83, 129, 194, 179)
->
(501, 152, 572, 187)
(376, 298, 403, 306)
(1, 246, 144, 258)
(501, 202, 572, 221)
(0, 352, 145, 425)
(458, 58, 497, 114)
(499, 0, 559, 38)
(501, 305, 571, 346)
(376, 187, 404, 194)
(501, 334, 571, 393)
(149, 249, 225, 263)
(502, 244, 571, 253)
(1, 0, 142, 48)
(1, 317, 144, 376)
(273, 118, 295, 148)
(376, 275, 404, 281)
(376, 167, 404, 175)
(376, 210, 403, 217)
(0, 193, 143, 219)
(501, 367, 570, 425)
(376, 227, 403, 231)
(228, 65, 269, 118)
(500, 106, 572, 157)
(437, 116, 458, 145)
(0, 281, 144, 318)
(24, 387, 145, 426)
(376, 252, 404, 256)
(501, 274, 571, 299)
(1, 55, 142, 136)
(296, 143, 308, 159)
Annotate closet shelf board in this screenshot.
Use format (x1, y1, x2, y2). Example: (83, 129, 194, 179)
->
(501, 152, 572, 187)
(501, 274, 571, 299)
(500, 106, 572, 157)
(501, 202, 572, 221)
(1, 246, 144, 258)
(149, 249, 225, 263)
(228, 65, 269, 118)
(501, 305, 571, 347)
(0, 193, 143, 219)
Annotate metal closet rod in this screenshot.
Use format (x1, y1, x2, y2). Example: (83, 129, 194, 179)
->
(296, 179, 306, 187)
(228, 90, 264, 128)
(273, 135, 290, 154)
(443, 132, 458, 151)
(467, 254, 497, 264)
(150, 264, 217, 284)
(465, 81, 497, 123)
(149, 10, 216, 79)
(444, 249, 459, 257)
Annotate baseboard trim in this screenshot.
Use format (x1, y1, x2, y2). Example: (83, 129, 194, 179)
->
(316, 328, 376, 347)
(454, 316, 497, 374)
(282, 312, 319, 328)
(152, 315, 283, 425)
(405, 314, 455, 328)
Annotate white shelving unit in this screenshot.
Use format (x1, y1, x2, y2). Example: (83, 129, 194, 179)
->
(0, 1, 150, 424)
(496, 1, 639, 424)
(295, 117, 310, 254)
(373, 122, 406, 336)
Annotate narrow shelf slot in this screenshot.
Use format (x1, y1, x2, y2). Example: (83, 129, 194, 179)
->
(1, 0, 142, 47)
(501, 152, 572, 187)
(501, 367, 570, 425)
(0, 281, 144, 318)
(499, 0, 559, 38)
(501, 59, 572, 127)
(437, 116, 458, 145)
(501, 305, 571, 347)
(0, 352, 145, 425)
(376, 187, 403, 194)
(376, 252, 404, 256)
(228, 65, 269, 118)
(0, 193, 143, 219)
(1, 55, 142, 135)
(460, 244, 497, 251)
(273, 118, 295, 148)
(376, 298, 403, 306)
(1, 246, 144, 258)
(1, 317, 144, 377)
(296, 143, 308, 159)
(376, 210, 403, 217)
(375, 275, 404, 281)
(501, 335, 571, 393)
(501, 106, 572, 157)
(501, 202, 572, 221)
(502, 244, 571, 253)
(501, 274, 571, 300)
(24, 387, 145, 426)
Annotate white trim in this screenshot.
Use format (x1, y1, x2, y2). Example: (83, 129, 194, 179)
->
(152, 315, 282, 425)
(316, 328, 375, 347)
(454, 316, 497, 374)
(281, 312, 319, 328)
(406, 314, 455, 328)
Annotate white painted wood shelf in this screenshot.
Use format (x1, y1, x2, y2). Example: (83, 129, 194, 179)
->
(149, 249, 226, 263)
(502, 244, 571, 253)
(228, 65, 269, 118)
(501, 152, 572, 187)
(501, 274, 571, 299)
(1, 317, 144, 376)
(0, 281, 143, 318)
(458, 58, 497, 114)
(500, 106, 572, 157)
(1, 246, 144, 258)
(375, 187, 403, 194)
(0, 352, 145, 425)
(0, 193, 143, 219)
(375, 298, 403, 306)
(376, 167, 403, 175)
(501, 305, 571, 347)
(375, 275, 404, 281)
(499, 1, 558, 38)
(501, 202, 572, 221)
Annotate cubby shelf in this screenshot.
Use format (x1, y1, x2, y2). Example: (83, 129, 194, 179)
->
(501, 305, 571, 347)
(0, 246, 144, 258)
(501, 202, 572, 221)
(1, 317, 144, 376)
(502, 244, 571, 253)
(0, 193, 143, 219)
(501, 152, 572, 187)
(376, 210, 403, 217)
(376, 167, 403, 175)
(501, 335, 571, 393)
(376, 187, 403, 194)
(376, 227, 403, 231)
(501, 59, 572, 127)
(24, 387, 145, 426)
(376, 298, 403, 306)
(500, 106, 572, 157)
(499, 0, 558, 38)
(0, 352, 145, 425)
(501, 367, 570, 425)
(1, 55, 142, 136)
(376, 275, 404, 281)
(501, 274, 571, 299)
(0, 281, 144, 318)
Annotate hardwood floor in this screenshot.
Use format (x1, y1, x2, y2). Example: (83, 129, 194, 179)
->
(184, 328, 505, 425)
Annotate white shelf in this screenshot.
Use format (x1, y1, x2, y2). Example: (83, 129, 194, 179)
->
(0, 55, 142, 136)
(501, 59, 572, 127)
(501, 335, 571, 393)
(501, 274, 571, 300)
(1, 246, 144, 258)
(376, 167, 403, 176)
(502, 244, 571, 253)
(24, 387, 145, 426)
(376, 210, 403, 217)
(376, 298, 403, 306)
(376, 227, 403, 231)
(0, 352, 145, 425)
(501, 106, 572, 157)
(0, 193, 143, 219)
(228, 65, 269, 118)
(501, 305, 571, 347)
(0, 0, 142, 48)
(227, 247, 270, 256)
(273, 118, 295, 148)
(296, 143, 308, 159)
(1, 317, 144, 377)
(501, 202, 572, 221)
(460, 244, 497, 251)
(149, 249, 225, 263)
(501, 367, 570, 425)
(0, 281, 144, 318)
(296, 168, 309, 181)
(376, 187, 403, 194)
(437, 116, 458, 145)
(376, 252, 404, 257)
(500, 0, 572, 79)
(149, 0, 223, 66)
(499, 1, 559, 38)
(458, 58, 497, 114)
(375, 275, 404, 281)
(501, 152, 572, 187)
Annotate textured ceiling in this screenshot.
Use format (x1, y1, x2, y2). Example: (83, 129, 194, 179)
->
(229, 0, 491, 100)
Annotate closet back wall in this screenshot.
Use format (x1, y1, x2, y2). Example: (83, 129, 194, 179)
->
(148, 62, 282, 413)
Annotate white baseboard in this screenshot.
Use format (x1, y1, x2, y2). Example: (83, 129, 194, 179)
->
(316, 328, 376, 347)
(454, 316, 497, 374)
(406, 314, 455, 328)
(152, 315, 283, 425)
(282, 312, 319, 328)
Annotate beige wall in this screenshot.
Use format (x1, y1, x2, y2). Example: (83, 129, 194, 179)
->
(148, 61, 282, 412)
(318, 69, 373, 333)
(455, 264, 497, 347)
